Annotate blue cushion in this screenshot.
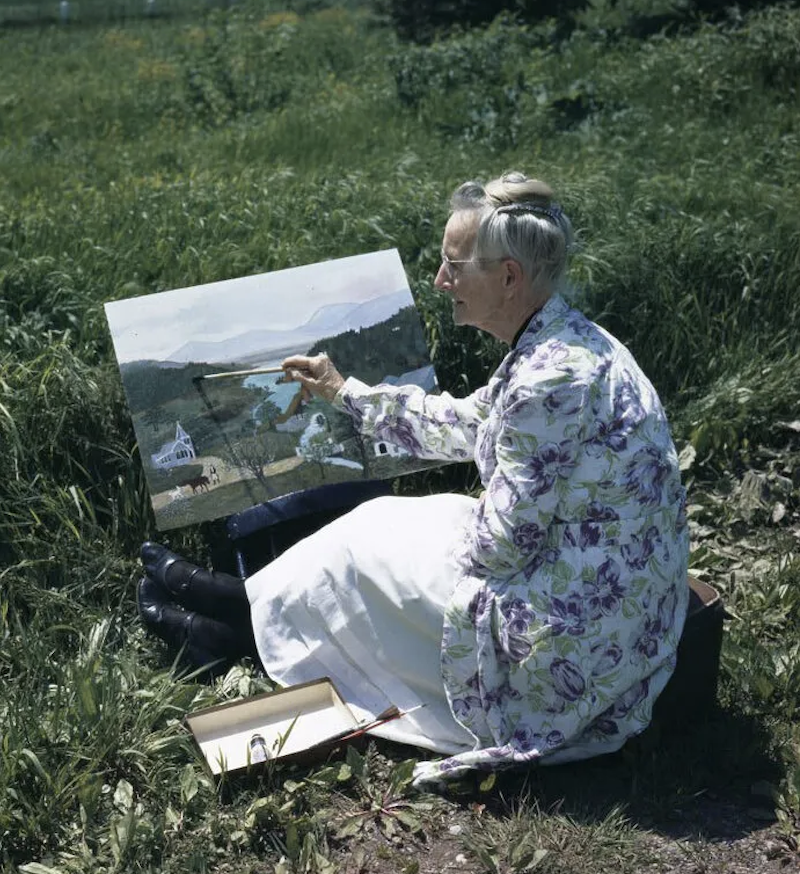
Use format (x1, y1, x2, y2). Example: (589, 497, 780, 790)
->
(226, 480, 393, 541)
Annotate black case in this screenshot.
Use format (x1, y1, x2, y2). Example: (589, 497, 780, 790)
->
(652, 576, 725, 730)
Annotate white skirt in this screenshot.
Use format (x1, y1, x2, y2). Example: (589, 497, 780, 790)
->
(245, 494, 478, 754)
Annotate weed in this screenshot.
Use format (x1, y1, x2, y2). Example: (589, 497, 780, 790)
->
(333, 745, 435, 840)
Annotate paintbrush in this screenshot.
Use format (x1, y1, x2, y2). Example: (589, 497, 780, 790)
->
(194, 366, 287, 381)
(323, 704, 426, 745)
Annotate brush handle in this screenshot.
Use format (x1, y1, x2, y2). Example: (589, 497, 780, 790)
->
(199, 366, 286, 380)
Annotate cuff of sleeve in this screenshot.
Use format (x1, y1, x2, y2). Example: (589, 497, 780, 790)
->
(332, 376, 371, 409)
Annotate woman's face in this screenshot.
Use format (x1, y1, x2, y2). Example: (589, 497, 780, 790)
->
(434, 211, 505, 334)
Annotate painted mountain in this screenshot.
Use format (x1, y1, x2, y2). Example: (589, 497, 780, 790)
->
(166, 289, 410, 366)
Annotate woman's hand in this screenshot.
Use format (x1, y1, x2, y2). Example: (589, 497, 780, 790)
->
(282, 354, 345, 403)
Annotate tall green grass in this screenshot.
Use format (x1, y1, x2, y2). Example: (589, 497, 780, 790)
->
(2, 1, 800, 869)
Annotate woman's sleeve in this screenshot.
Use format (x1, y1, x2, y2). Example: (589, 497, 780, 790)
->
(461, 375, 588, 579)
(332, 377, 490, 462)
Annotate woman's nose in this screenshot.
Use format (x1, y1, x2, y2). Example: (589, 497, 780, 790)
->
(433, 262, 451, 290)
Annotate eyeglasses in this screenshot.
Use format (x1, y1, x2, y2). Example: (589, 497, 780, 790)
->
(439, 251, 501, 282)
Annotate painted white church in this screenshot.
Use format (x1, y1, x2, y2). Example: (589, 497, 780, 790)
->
(151, 422, 196, 470)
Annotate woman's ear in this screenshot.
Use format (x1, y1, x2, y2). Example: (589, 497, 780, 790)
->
(503, 258, 524, 290)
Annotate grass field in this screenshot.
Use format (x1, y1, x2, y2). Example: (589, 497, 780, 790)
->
(2, 1, 800, 871)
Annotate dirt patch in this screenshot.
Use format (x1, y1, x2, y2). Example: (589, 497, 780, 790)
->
(150, 453, 304, 510)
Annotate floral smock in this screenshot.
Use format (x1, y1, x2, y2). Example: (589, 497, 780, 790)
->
(333, 293, 689, 786)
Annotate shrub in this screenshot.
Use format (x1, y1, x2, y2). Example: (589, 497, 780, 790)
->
(389, 17, 540, 148)
(379, 0, 588, 44)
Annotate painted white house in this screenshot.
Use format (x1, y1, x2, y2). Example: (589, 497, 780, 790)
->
(373, 440, 409, 459)
(151, 422, 196, 470)
(296, 413, 344, 460)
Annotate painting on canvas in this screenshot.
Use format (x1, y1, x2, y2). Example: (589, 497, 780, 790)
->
(104, 249, 444, 530)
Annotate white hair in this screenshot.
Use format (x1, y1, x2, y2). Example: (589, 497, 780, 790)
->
(450, 171, 574, 291)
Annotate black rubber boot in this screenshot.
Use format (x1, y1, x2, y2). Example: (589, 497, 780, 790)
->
(136, 576, 258, 676)
(140, 541, 250, 623)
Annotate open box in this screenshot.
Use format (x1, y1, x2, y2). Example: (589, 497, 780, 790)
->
(186, 678, 372, 775)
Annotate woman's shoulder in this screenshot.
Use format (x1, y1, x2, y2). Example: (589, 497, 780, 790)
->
(511, 323, 615, 387)
(517, 297, 619, 362)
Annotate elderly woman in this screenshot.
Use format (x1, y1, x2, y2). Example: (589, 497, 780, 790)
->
(139, 171, 689, 786)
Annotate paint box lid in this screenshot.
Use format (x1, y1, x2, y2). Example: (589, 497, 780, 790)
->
(185, 678, 363, 775)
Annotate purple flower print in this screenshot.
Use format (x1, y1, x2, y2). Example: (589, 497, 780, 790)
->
(500, 640, 532, 664)
(476, 429, 496, 470)
(500, 597, 534, 634)
(611, 678, 649, 717)
(549, 594, 587, 637)
(550, 658, 586, 702)
(484, 745, 516, 762)
(624, 446, 670, 507)
(435, 404, 460, 426)
(675, 486, 688, 532)
(526, 440, 578, 498)
(586, 501, 619, 522)
(512, 521, 546, 554)
(511, 725, 538, 751)
(543, 384, 584, 416)
(594, 716, 619, 736)
(635, 615, 662, 659)
(452, 694, 482, 718)
(511, 727, 565, 753)
(592, 716, 620, 736)
(566, 312, 596, 338)
(590, 641, 624, 676)
(612, 375, 645, 429)
(340, 394, 365, 428)
(591, 679, 650, 738)
(472, 504, 495, 553)
(583, 558, 626, 620)
(438, 757, 462, 773)
(589, 358, 612, 382)
(620, 525, 659, 570)
(467, 588, 492, 625)
(374, 414, 422, 455)
(579, 521, 602, 549)
(420, 407, 463, 434)
(544, 729, 565, 749)
(497, 598, 535, 663)
(585, 418, 628, 458)
(522, 547, 560, 581)
(488, 470, 518, 514)
(528, 313, 546, 335)
(545, 695, 567, 715)
(482, 680, 522, 713)
(515, 340, 570, 377)
(657, 587, 680, 634)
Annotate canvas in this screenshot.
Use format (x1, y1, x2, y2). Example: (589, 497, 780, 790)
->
(104, 249, 445, 530)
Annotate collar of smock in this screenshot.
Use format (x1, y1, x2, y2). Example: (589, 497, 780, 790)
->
(513, 293, 569, 351)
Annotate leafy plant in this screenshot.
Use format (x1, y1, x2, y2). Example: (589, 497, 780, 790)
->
(334, 745, 434, 840)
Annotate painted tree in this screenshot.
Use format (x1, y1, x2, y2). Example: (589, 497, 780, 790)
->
(221, 433, 276, 497)
(143, 405, 165, 434)
(299, 434, 334, 480)
(250, 385, 282, 430)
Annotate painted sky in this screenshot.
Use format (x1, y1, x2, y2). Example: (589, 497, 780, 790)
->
(105, 249, 411, 364)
